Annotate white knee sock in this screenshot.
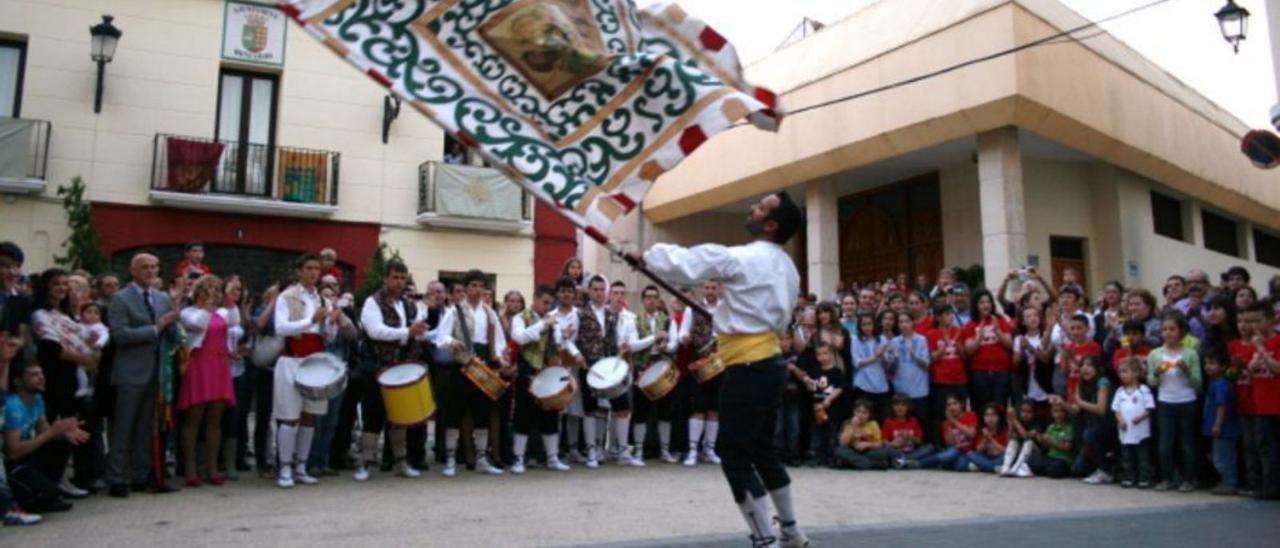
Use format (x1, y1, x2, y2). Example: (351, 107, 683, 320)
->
(769, 486, 797, 524)
(543, 434, 561, 460)
(514, 434, 529, 458)
(445, 428, 460, 461)
(737, 495, 776, 541)
(582, 417, 598, 451)
(473, 428, 489, 458)
(658, 421, 672, 452)
(594, 416, 607, 448)
(688, 418, 705, 453)
(610, 416, 630, 451)
(1001, 440, 1020, 473)
(295, 426, 315, 474)
(1015, 439, 1037, 468)
(389, 428, 407, 461)
(277, 424, 298, 470)
(633, 423, 647, 451)
(360, 432, 380, 466)
(705, 420, 719, 452)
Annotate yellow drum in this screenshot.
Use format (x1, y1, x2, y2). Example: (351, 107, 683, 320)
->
(462, 357, 510, 400)
(638, 360, 679, 401)
(378, 363, 436, 427)
(690, 353, 726, 384)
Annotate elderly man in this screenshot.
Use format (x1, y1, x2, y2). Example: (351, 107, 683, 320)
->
(106, 253, 180, 498)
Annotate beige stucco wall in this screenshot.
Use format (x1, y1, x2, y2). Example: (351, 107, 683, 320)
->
(381, 225, 534, 298)
(0, 198, 69, 273)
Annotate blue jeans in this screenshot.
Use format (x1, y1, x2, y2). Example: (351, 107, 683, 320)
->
(970, 371, 1010, 416)
(918, 446, 963, 470)
(1073, 422, 1111, 477)
(1157, 401, 1199, 484)
(1120, 440, 1155, 484)
(774, 396, 802, 460)
(308, 392, 344, 470)
(957, 451, 1003, 472)
(1212, 437, 1239, 487)
(1256, 416, 1280, 494)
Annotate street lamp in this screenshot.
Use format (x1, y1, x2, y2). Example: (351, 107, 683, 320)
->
(89, 15, 122, 114)
(1215, 0, 1250, 54)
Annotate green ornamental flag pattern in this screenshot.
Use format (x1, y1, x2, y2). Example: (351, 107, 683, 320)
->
(278, 0, 782, 234)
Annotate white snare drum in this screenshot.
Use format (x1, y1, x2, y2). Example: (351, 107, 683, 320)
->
(637, 359, 679, 401)
(530, 366, 576, 411)
(294, 352, 347, 401)
(587, 357, 631, 400)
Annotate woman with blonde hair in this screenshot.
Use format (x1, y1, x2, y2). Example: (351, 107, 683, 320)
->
(178, 274, 237, 486)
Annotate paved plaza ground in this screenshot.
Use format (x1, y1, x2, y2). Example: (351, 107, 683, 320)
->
(4, 463, 1271, 547)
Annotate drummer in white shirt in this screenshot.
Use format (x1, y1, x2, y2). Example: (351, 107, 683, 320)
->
(508, 285, 573, 473)
(605, 280, 644, 467)
(432, 269, 511, 477)
(624, 284, 681, 465)
(354, 260, 434, 482)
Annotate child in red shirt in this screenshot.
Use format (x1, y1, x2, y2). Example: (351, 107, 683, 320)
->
(1240, 302, 1280, 498)
(915, 395, 977, 470)
(1111, 320, 1153, 375)
(1232, 307, 1262, 495)
(928, 305, 968, 445)
(958, 403, 1009, 473)
(1058, 314, 1101, 402)
(884, 394, 935, 465)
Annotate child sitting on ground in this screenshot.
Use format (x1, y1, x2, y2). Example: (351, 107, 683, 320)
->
(833, 399, 897, 470)
(883, 393, 935, 468)
(1000, 400, 1045, 477)
(957, 403, 1008, 473)
(1111, 357, 1155, 488)
(1069, 356, 1114, 484)
(915, 395, 977, 470)
(1020, 400, 1075, 478)
(1203, 352, 1240, 495)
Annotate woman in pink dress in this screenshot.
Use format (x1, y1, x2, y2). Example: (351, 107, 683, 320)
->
(178, 275, 236, 486)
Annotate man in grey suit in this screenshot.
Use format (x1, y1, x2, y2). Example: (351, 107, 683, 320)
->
(106, 253, 179, 498)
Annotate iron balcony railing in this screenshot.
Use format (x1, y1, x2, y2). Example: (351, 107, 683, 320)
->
(418, 160, 532, 222)
(151, 134, 340, 206)
(0, 117, 51, 182)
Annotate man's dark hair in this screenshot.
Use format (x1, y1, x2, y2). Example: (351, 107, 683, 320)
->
(642, 285, 660, 298)
(9, 361, 39, 392)
(534, 285, 555, 299)
(1243, 300, 1274, 320)
(611, 280, 626, 289)
(294, 253, 322, 270)
(767, 191, 803, 245)
(555, 276, 577, 293)
(92, 272, 118, 289)
(1120, 319, 1146, 335)
(384, 259, 409, 276)
(1058, 285, 1083, 299)
(462, 269, 487, 286)
(185, 241, 204, 252)
(588, 274, 606, 287)
(0, 241, 24, 264)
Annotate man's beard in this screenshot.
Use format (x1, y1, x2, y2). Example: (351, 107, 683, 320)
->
(745, 218, 764, 236)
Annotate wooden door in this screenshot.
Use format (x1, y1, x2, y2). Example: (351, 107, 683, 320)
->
(838, 174, 942, 290)
(1049, 236, 1087, 295)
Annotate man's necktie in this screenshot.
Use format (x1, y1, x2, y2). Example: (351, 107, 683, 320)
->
(143, 290, 156, 323)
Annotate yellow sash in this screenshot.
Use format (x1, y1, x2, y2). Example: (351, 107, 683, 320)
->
(716, 332, 779, 366)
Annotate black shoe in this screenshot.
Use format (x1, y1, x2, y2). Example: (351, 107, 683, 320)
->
(235, 460, 251, 472)
(37, 500, 73, 513)
(108, 484, 130, 498)
(148, 483, 179, 494)
(1254, 490, 1280, 501)
(129, 482, 148, 492)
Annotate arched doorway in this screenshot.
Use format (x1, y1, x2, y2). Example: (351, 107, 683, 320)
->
(839, 173, 943, 290)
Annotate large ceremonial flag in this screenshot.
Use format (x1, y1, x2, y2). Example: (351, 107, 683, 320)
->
(278, 0, 782, 244)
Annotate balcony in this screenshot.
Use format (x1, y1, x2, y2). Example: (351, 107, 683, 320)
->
(0, 117, 51, 194)
(417, 161, 533, 234)
(149, 134, 340, 219)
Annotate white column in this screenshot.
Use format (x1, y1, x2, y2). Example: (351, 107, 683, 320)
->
(976, 127, 1028, 290)
(805, 177, 839, 300)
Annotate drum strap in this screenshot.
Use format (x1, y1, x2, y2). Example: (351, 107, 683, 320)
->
(455, 303, 497, 362)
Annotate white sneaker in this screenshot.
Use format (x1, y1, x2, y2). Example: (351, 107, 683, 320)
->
(442, 458, 457, 478)
(277, 467, 295, 489)
(353, 467, 370, 482)
(511, 456, 526, 475)
(1015, 463, 1034, 478)
(293, 469, 319, 485)
(547, 456, 571, 471)
(702, 448, 721, 465)
(777, 518, 810, 548)
(1083, 470, 1111, 484)
(58, 481, 89, 499)
(621, 451, 646, 467)
(660, 450, 679, 464)
(967, 462, 979, 472)
(477, 455, 504, 475)
(395, 461, 421, 478)
(1095, 470, 1113, 484)
(682, 451, 698, 467)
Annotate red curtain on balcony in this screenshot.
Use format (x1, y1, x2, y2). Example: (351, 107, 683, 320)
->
(166, 138, 225, 192)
